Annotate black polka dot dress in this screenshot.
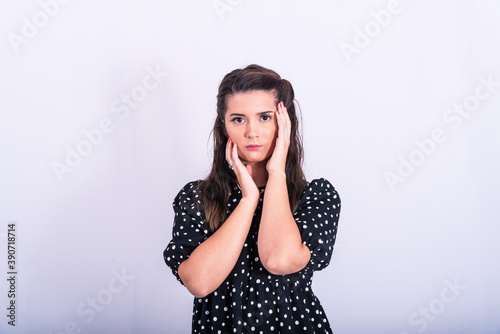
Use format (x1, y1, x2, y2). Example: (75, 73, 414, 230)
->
(164, 178, 341, 333)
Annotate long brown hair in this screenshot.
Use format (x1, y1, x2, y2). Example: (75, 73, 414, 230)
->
(198, 64, 308, 232)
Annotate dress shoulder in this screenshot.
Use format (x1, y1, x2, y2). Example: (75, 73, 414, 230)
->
(294, 177, 341, 274)
(297, 177, 340, 209)
(164, 180, 208, 285)
(170, 180, 209, 241)
(172, 180, 202, 214)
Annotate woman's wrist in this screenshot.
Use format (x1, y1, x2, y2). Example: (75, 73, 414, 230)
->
(267, 169, 286, 180)
(239, 194, 259, 209)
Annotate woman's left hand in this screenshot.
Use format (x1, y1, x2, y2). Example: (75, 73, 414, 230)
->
(266, 101, 291, 174)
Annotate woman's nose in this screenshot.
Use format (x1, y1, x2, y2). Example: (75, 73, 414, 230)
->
(245, 120, 259, 138)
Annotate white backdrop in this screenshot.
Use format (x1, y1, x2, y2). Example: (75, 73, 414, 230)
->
(1, 0, 499, 333)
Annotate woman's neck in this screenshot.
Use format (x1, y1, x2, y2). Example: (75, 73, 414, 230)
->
(247, 162, 268, 187)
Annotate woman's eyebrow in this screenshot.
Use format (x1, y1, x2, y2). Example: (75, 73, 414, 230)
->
(228, 111, 274, 117)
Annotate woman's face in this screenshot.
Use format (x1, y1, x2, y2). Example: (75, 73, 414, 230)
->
(224, 90, 278, 166)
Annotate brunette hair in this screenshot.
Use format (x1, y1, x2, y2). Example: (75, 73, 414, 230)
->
(198, 64, 307, 232)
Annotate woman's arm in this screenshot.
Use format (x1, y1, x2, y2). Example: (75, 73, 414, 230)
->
(258, 171, 310, 275)
(258, 102, 310, 275)
(178, 197, 257, 298)
(178, 139, 260, 298)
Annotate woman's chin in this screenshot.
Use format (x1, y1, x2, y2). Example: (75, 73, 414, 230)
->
(239, 158, 270, 167)
(239, 152, 271, 164)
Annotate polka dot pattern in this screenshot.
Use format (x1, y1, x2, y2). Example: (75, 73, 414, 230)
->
(164, 178, 341, 333)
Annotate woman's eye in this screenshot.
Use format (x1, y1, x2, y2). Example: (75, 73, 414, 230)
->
(232, 117, 244, 124)
(261, 115, 271, 121)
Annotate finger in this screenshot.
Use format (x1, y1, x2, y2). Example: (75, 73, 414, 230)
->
(284, 102, 292, 127)
(276, 102, 285, 138)
(283, 102, 290, 125)
(226, 138, 235, 170)
(280, 102, 291, 141)
(231, 141, 244, 169)
(225, 138, 231, 164)
(281, 103, 289, 142)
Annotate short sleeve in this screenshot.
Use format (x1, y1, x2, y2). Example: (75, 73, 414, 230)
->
(163, 181, 211, 285)
(294, 178, 341, 274)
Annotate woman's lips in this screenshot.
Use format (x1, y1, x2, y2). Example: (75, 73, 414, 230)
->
(246, 145, 262, 151)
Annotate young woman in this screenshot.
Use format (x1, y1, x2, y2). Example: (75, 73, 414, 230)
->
(164, 64, 341, 333)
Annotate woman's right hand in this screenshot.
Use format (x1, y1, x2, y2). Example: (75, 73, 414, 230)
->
(226, 138, 260, 202)
(178, 138, 260, 298)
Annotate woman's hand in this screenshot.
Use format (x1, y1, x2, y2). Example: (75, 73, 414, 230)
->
(179, 138, 262, 298)
(266, 101, 291, 174)
(226, 138, 260, 201)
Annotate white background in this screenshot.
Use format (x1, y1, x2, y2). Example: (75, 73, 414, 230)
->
(1, 0, 499, 333)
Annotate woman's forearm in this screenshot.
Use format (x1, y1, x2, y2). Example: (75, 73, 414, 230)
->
(258, 171, 310, 275)
(178, 197, 258, 298)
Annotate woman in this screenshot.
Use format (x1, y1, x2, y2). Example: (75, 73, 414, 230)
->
(164, 64, 341, 333)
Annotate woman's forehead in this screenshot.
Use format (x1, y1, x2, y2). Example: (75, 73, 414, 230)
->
(226, 91, 277, 116)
